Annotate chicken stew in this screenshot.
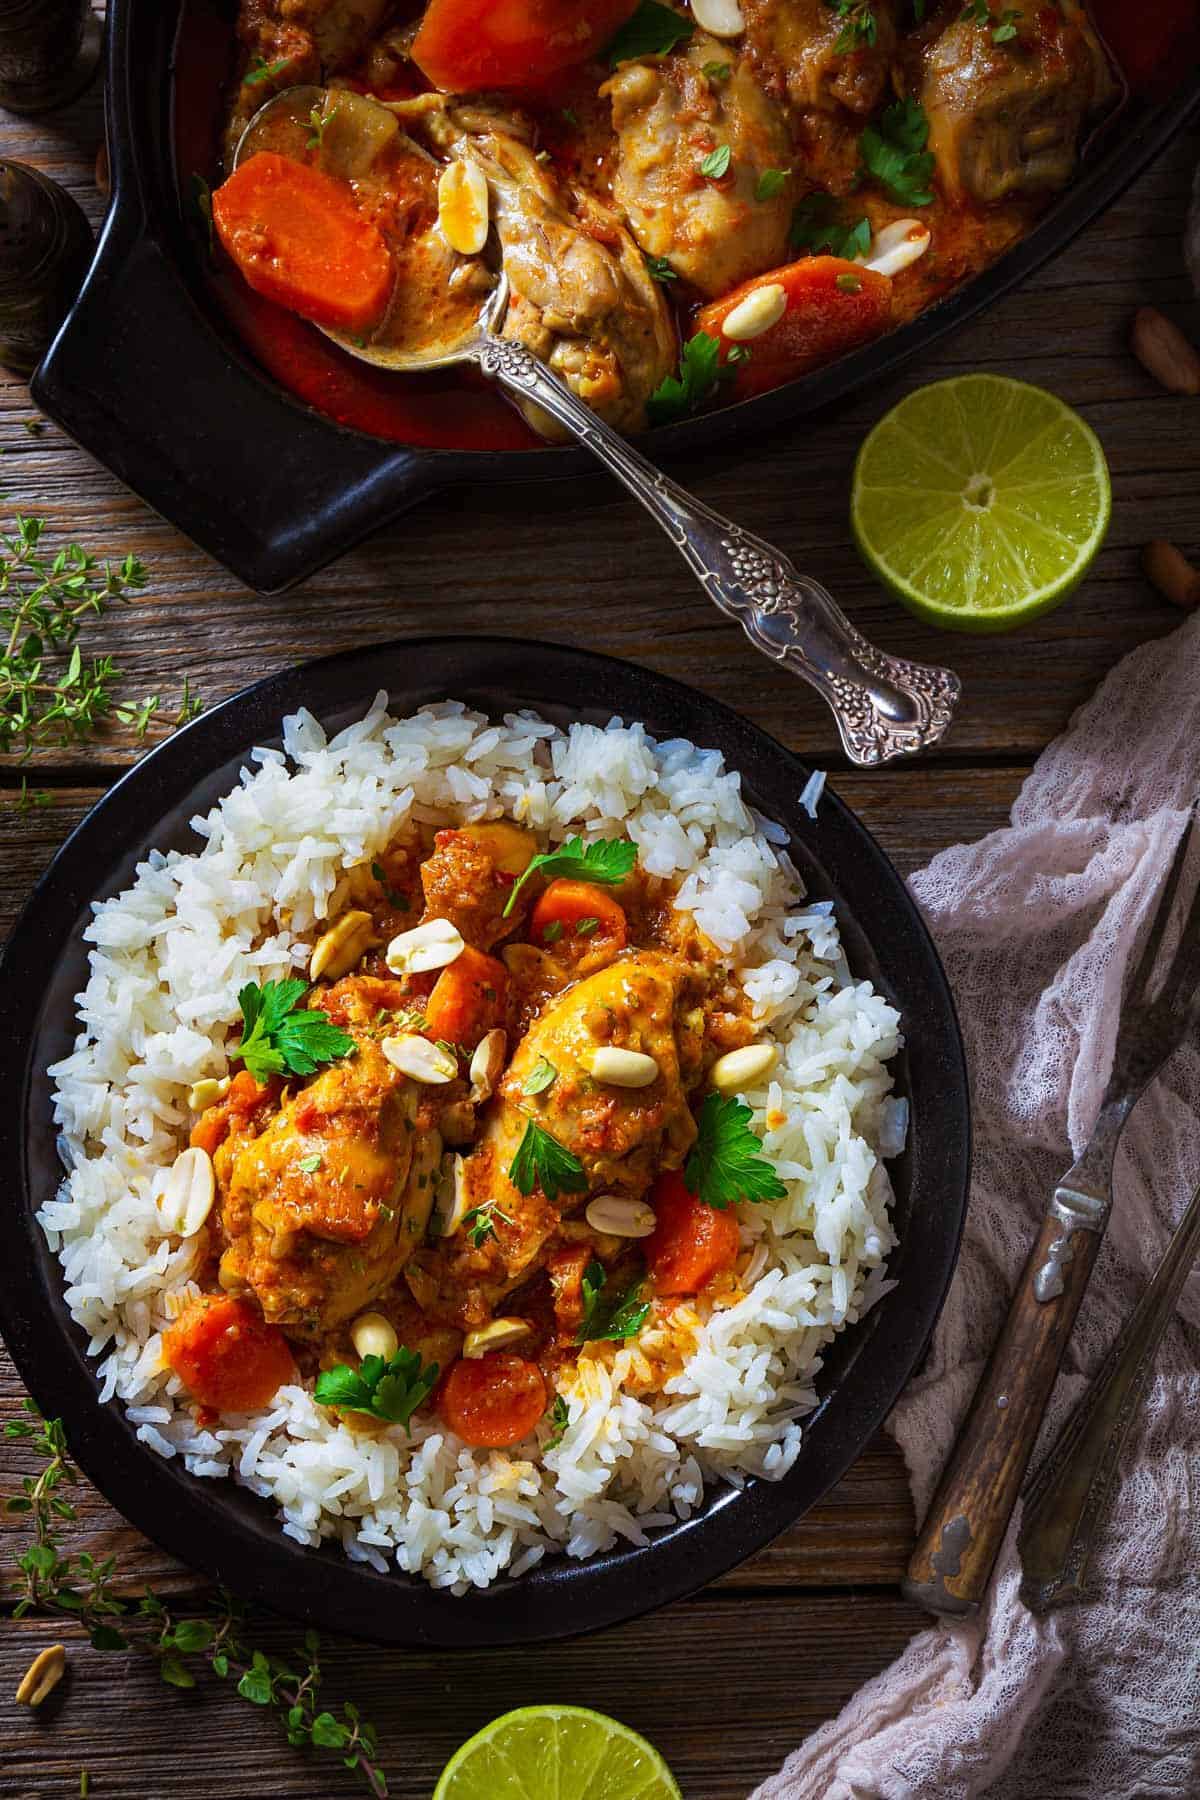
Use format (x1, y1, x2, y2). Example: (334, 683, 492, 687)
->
(204, 0, 1119, 444)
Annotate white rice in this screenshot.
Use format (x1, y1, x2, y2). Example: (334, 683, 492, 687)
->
(42, 698, 904, 1593)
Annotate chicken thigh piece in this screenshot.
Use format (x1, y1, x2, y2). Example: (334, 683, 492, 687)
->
(602, 32, 795, 297)
(440, 117, 677, 437)
(741, 0, 898, 117)
(921, 0, 1115, 205)
(405, 949, 709, 1329)
(216, 1035, 439, 1338)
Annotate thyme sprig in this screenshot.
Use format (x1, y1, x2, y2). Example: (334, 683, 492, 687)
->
(4, 1401, 388, 1796)
(0, 516, 202, 760)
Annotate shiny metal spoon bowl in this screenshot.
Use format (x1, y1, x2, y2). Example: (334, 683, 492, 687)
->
(235, 88, 960, 764)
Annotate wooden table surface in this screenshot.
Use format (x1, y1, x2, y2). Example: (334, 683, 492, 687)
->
(1, 66, 1197, 1800)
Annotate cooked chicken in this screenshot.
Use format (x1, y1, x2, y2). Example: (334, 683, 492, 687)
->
(216, 1028, 438, 1338)
(433, 116, 677, 437)
(418, 823, 536, 951)
(224, 0, 391, 167)
(602, 33, 795, 298)
(742, 0, 898, 117)
(921, 1, 1115, 205)
(405, 948, 708, 1328)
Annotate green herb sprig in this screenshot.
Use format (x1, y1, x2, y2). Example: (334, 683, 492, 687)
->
(508, 1119, 587, 1202)
(4, 1402, 388, 1795)
(576, 1261, 651, 1344)
(231, 979, 355, 1082)
(790, 193, 872, 260)
(243, 55, 289, 86)
(684, 1092, 787, 1210)
(544, 1394, 570, 1448)
(829, 0, 878, 52)
(647, 331, 744, 427)
(0, 517, 201, 761)
(522, 1056, 559, 1097)
(961, 0, 1020, 41)
(502, 833, 637, 917)
(314, 1347, 439, 1430)
(461, 1202, 515, 1248)
(858, 98, 935, 207)
(605, 0, 694, 65)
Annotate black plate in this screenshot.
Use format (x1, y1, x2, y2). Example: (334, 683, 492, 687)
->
(30, 2, 1200, 592)
(0, 638, 969, 1647)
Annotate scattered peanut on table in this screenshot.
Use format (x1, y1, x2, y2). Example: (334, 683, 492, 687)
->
(1130, 306, 1200, 396)
(1142, 540, 1200, 609)
(16, 1644, 66, 1707)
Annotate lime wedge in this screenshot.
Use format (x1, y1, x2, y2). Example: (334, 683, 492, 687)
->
(433, 1705, 683, 1800)
(850, 374, 1111, 633)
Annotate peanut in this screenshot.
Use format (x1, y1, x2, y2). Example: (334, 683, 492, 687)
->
(16, 1644, 66, 1707)
(1142, 540, 1200, 610)
(1130, 307, 1200, 396)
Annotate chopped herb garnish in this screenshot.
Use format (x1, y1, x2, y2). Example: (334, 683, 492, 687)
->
(699, 144, 732, 180)
(645, 254, 678, 282)
(789, 192, 872, 260)
(575, 917, 600, 937)
(828, 0, 877, 52)
(243, 54, 288, 86)
(560, 106, 578, 125)
(684, 1092, 788, 1210)
(461, 1203, 514, 1248)
(509, 1119, 587, 1202)
(522, 1056, 559, 1097)
(755, 168, 790, 200)
(230, 979, 355, 1083)
(503, 834, 637, 918)
(961, 0, 1019, 39)
(576, 1260, 651, 1344)
(605, 0, 694, 65)
(542, 919, 564, 943)
(306, 101, 338, 150)
(836, 271, 863, 293)
(858, 97, 935, 207)
(314, 1347, 438, 1431)
(370, 859, 409, 910)
(701, 59, 732, 81)
(544, 1394, 570, 1448)
(647, 331, 735, 427)
(297, 1153, 323, 1173)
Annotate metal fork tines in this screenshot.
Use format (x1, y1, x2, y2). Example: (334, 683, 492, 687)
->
(1053, 806, 1200, 1224)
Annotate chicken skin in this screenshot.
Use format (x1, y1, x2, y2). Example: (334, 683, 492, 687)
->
(603, 33, 795, 298)
(742, 0, 899, 118)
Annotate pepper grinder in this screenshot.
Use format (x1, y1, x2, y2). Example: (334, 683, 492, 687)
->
(0, 0, 101, 115)
(0, 160, 93, 374)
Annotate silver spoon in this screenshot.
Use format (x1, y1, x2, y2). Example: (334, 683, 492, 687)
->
(235, 90, 960, 765)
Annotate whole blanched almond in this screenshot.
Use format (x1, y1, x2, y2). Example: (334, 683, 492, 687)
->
(1130, 307, 1200, 396)
(1142, 540, 1200, 609)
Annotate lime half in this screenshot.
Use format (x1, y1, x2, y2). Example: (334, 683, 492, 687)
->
(851, 374, 1110, 633)
(433, 1705, 683, 1800)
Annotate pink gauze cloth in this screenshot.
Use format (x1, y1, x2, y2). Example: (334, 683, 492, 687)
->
(754, 611, 1200, 1800)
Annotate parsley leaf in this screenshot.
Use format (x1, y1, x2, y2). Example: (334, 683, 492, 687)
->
(858, 98, 935, 207)
(314, 1347, 437, 1431)
(755, 168, 790, 200)
(297, 1154, 322, 1173)
(461, 1203, 514, 1248)
(645, 254, 678, 282)
(647, 331, 735, 427)
(545, 1393, 570, 1448)
(699, 144, 732, 179)
(503, 834, 637, 917)
(684, 1092, 788, 1211)
(522, 1056, 559, 1096)
(243, 55, 288, 87)
(371, 860, 409, 910)
(575, 917, 600, 937)
(790, 193, 872, 260)
(701, 59, 732, 81)
(576, 1260, 651, 1345)
(605, 0, 694, 65)
(230, 980, 355, 1083)
(829, 0, 877, 52)
(509, 1120, 587, 1202)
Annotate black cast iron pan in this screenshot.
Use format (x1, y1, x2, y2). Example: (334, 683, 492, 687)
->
(0, 638, 968, 1647)
(28, 1, 1200, 593)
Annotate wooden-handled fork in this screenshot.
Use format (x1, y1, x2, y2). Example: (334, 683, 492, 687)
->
(903, 809, 1200, 1617)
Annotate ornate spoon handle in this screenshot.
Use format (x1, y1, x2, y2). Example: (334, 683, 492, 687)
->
(478, 337, 960, 766)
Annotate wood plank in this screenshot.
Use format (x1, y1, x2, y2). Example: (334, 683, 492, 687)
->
(0, 1596, 928, 1798)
